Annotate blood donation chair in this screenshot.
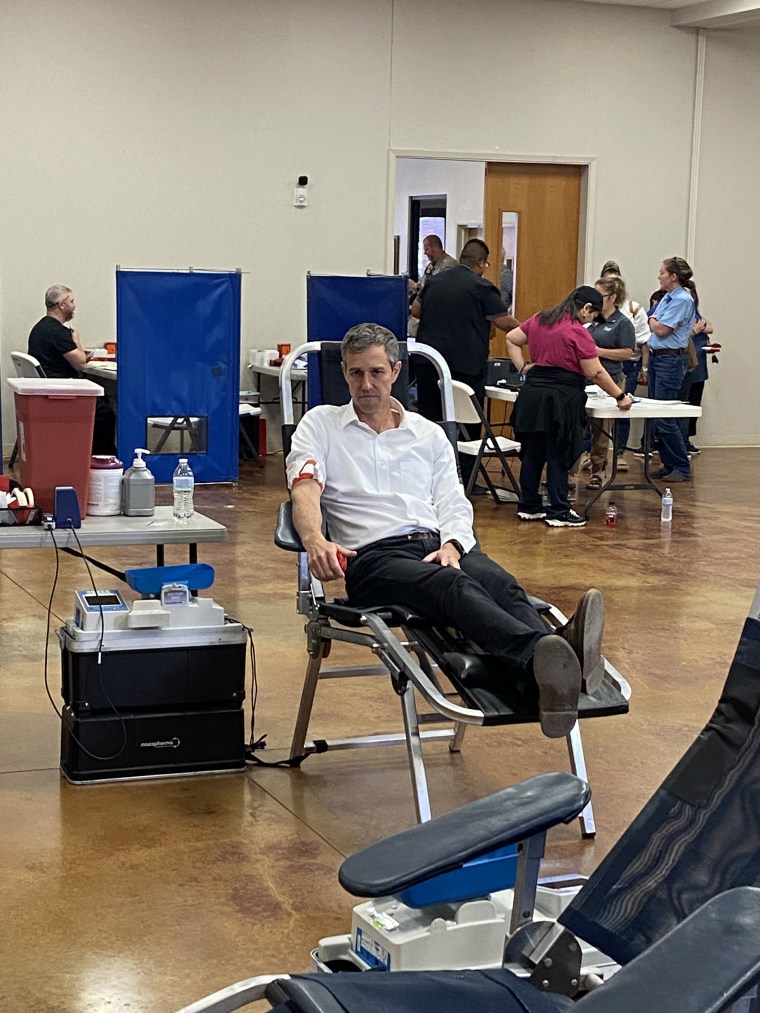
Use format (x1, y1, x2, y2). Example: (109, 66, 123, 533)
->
(272, 341, 630, 832)
(176, 584, 760, 1013)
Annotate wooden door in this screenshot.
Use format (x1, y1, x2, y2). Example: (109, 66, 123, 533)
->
(484, 162, 583, 357)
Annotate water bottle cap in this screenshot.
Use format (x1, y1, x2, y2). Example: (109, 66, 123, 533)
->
(179, 458, 188, 464)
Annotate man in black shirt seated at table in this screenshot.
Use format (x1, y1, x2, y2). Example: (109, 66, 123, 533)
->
(29, 285, 91, 378)
(28, 284, 116, 453)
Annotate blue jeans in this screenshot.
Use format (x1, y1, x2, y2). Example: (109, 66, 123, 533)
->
(650, 352, 690, 476)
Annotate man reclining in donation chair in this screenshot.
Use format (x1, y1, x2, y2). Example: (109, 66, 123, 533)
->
(286, 322, 606, 740)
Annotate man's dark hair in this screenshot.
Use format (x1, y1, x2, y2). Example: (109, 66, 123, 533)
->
(423, 234, 443, 249)
(341, 323, 399, 367)
(459, 238, 489, 268)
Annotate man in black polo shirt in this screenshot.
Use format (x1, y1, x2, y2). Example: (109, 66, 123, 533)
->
(28, 284, 116, 453)
(411, 239, 518, 484)
(411, 239, 518, 417)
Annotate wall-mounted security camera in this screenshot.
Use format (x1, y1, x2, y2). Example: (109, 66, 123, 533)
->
(298, 175, 309, 187)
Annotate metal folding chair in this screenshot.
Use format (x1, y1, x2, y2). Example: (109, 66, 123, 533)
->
(449, 378, 521, 503)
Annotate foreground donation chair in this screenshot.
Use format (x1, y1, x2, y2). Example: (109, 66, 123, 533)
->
(177, 585, 760, 1012)
(178, 885, 760, 1011)
(274, 340, 629, 831)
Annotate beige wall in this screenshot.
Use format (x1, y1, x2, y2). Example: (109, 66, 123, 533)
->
(394, 158, 485, 269)
(0, 0, 394, 430)
(391, 0, 697, 302)
(1, 0, 757, 446)
(692, 28, 760, 444)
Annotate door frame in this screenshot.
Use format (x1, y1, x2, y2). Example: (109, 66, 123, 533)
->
(407, 194, 448, 282)
(388, 150, 597, 283)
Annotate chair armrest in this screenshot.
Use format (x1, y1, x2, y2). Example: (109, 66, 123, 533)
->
(339, 772, 590, 897)
(275, 501, 304, 552)
(266, 978, 346, 1013)
(578, 887, 760, 1013)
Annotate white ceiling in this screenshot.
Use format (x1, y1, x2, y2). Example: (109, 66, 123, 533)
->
(553, 0, 760, 29)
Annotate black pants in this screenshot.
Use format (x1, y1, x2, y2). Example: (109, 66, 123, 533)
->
(345, 534, 547, 671)
(687, 379, 705, 438)
(518, 431, 570, 520)
(92, 401, 117, 455)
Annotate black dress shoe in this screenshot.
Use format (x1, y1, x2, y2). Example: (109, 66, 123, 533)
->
(532, 636, 582, 738)
(558, 588, 605, 694)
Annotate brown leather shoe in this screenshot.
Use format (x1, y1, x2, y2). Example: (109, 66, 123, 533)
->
(559, 588, 605, 694)
(532, 635, 582, 738)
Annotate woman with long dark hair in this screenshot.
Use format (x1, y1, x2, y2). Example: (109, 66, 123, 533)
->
(506, 286, 633, 528)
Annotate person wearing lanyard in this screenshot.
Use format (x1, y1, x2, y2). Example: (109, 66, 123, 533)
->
(647, 257, 696, 482)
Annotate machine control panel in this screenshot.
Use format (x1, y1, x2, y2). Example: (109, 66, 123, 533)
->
(74, 589, 130, 630)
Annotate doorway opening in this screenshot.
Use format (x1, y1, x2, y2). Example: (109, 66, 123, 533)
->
(408, 195, 447, 283)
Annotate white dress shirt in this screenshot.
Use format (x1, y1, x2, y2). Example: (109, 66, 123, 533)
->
(286, 398, 476, 553)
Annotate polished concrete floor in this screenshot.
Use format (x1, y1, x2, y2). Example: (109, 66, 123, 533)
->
(1, 446, 759, 1012)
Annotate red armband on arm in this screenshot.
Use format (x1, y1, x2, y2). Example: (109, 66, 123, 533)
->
(290, 459, 324, 489)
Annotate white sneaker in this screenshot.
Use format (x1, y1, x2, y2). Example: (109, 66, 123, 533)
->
(545, 510, 587, 528)
(517, 510, 547, 521)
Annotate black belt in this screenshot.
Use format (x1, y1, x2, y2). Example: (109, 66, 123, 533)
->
(357, 530, 436, 554)
(650, 347, 686, 357)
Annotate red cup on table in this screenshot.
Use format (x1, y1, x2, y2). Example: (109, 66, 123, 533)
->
(104, 341, 117, 356)
(277, 343, 291, 359)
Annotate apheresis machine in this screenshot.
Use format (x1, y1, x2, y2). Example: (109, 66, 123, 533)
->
(58, 564, 247, 782)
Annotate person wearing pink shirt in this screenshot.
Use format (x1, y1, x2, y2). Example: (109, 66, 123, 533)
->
(506, 286, 633, 528)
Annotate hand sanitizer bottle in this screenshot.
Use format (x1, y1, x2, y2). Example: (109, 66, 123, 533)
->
(122, 449, 155, 517)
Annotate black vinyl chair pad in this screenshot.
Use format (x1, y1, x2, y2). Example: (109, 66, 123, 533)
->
(338, 771, 589, 898)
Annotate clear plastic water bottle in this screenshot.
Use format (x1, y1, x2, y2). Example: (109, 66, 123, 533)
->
(172, 458, 195, 522)
(661, 487, 673, 523)
(605, 502, 618, 527)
